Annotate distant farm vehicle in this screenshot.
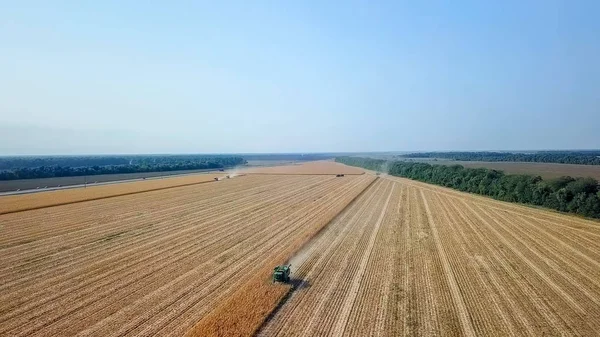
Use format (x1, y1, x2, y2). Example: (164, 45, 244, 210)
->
(273, 264, 291, 283)
(336, 174, 345, 177)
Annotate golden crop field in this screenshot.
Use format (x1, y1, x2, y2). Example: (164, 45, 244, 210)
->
(0, 173, 222, 215)
(2, 161, 599, 337)
(0, 170, 374, 336)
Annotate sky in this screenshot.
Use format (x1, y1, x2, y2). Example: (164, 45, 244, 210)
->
(1, 1, 599, 155)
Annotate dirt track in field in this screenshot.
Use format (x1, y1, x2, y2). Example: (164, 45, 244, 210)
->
(259, 175, 600, 337)
(0, 174, 373, 336)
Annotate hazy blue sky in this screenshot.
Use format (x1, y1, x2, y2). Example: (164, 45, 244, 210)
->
(1, 1, 599, 155)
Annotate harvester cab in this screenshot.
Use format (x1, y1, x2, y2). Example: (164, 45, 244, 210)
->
(273, 264, 291, 283)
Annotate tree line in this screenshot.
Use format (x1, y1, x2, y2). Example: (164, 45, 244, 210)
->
(0, 155, 247, 170)
(0, 156, 247, 181)
(399, 151, 600, 165)
(335, 156, 600, 219)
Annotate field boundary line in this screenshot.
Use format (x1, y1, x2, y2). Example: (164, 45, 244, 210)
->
(419, 189, 476, 337)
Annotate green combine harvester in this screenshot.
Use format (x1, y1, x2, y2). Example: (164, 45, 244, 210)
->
(272, 264, 291, 283)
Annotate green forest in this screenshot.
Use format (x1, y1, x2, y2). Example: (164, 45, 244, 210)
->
(336, 156, 600, 219)
(0, 155, 246, 181)
(399, 151, 600, 165)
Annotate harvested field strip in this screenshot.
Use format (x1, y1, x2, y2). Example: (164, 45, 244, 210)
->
(469, 205, 591, 316)
(419, 189, 476, 337)
(0, 173, 225, 215)
(260, 174, 600, 336)
(0, 174, 374, 336)
(440, 193, 570, 334)
(330, 181, 395, 336)
(432, 192, 527, 335)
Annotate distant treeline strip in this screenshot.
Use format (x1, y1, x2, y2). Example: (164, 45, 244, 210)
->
(336, 156, 600, 219)
(0, 157, 246, 181)
(0, 154, 334, 171)
(399, 151, 600, 165)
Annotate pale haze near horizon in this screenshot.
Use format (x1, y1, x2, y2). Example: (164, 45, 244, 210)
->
(1, 1, 598, 155)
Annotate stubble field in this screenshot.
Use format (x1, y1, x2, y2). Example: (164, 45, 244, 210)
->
(259, 174, 600, 336)
(2, 161, 599, 337)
